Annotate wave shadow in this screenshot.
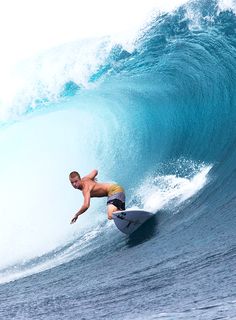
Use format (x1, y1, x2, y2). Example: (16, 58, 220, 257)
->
(126, 214, 159, 248)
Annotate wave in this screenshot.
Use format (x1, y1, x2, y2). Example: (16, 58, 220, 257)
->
(0, 0, 236, 284)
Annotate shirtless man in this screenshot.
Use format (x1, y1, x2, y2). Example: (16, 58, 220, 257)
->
(69, 170, 125, 224)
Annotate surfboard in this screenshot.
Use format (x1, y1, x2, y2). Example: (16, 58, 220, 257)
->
(112, 209, 154, 235)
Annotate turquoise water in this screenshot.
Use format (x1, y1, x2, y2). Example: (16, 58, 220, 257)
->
(0, 1, 236, 319)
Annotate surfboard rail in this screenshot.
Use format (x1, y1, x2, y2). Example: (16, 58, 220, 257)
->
(112, 209, 154, 235)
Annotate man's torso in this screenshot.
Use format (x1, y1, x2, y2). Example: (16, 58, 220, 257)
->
(81, 178, 111, 197)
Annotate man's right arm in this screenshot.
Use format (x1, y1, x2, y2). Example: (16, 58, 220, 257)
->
(70, 187, 91, 224)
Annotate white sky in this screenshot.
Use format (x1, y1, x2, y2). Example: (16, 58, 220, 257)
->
(0, 0, 190, 66)
(0, 0, 234, 66)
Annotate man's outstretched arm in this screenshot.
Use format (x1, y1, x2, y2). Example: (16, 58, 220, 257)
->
(70, 187, 91, 224)
(84, 169, 98, 181)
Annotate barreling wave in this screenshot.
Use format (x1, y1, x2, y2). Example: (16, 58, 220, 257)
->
(0, 0, 236, 284)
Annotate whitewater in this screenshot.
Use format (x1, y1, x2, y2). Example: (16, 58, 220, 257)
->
(0, 0, 236, 319)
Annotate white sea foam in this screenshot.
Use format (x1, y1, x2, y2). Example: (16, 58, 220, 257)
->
(0, 38, 115, 120)
(0, 108, 108, 271)
(218, 0, 236, 13)
(0, 223, 107, 284)
(133, 164, 212, 213)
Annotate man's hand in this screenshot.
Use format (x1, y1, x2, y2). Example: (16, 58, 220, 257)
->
(70, 214, 79, 224)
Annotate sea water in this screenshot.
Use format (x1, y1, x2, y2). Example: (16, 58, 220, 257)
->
(0, 0, 236, 319)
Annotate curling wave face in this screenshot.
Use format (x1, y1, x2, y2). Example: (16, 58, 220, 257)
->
(0, 0, 236, 288)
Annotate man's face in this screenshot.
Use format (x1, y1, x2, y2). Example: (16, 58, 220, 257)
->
(70, 176, 80, 189)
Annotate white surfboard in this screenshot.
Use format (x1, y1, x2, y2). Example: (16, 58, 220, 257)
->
(112, 209, 154, 235)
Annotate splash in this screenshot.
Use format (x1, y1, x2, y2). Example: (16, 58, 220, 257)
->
(133, 163, 212, 213)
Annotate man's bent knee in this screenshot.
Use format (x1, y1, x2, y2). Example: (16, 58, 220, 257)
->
(107, 204, 117, 220)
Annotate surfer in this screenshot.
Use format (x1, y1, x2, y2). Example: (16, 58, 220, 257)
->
(69, 170, 125, 224)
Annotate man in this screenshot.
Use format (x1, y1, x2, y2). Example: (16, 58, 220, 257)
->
(69, 169, 125, 224)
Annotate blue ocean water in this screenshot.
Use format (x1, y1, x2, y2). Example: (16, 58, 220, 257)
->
(0, 0, 236, 319)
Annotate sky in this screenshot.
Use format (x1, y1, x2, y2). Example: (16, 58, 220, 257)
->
(0, 0, 235, 66)
(0, 0, 190, 65)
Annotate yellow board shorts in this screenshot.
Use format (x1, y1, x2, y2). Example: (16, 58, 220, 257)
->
(107, 184, 125, 210)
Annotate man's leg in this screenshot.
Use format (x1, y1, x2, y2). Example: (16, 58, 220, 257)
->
(107, 204, 118, 220)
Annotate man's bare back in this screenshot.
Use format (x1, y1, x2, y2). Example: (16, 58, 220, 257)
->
(69, 170, 125, 223)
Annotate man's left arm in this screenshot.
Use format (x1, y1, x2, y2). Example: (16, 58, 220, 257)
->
(84, 169, 98, 181)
